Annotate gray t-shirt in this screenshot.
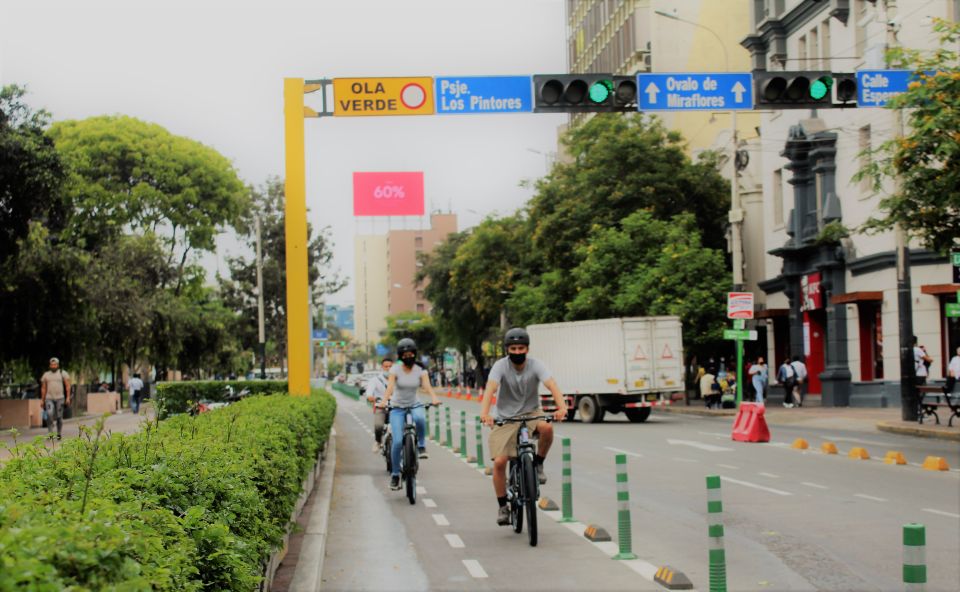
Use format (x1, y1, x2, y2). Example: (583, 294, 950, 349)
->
(40, 370, 70, 400)
(488, 357, 551, 418)
(390, 364, 425, 407)
(368, 373, 389, 402)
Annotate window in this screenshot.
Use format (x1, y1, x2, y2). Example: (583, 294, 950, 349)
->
(773, 169, 784, 226)
(416, 290, 424, 300)
(859, 125, 871, 194)
(416, 303, 425, 314)
(414, 236, 423, 248)
(858, 302, 883, 381)
(821, 20, 831, 69)
(809, 28, 819, 69)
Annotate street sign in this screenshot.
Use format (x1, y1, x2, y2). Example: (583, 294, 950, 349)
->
(727, 292, 755, 319)
(724, 329, 758, 341)
(946, 303, 960, 318)
(333, 77, 435, 116)
(435, 76, 532, 114)
(311, 328, 328, 340)
(375, 343, 389, 356)
(637, 72, 753, 111)
(952, 251, 960, 284)
(732, 319, 746, 330)
(856, 70, 914, 107)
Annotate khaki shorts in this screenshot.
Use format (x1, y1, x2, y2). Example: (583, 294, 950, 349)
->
(488, 409, 548, 460)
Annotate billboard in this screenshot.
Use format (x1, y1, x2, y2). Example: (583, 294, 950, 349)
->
(353, 171, 424, 216)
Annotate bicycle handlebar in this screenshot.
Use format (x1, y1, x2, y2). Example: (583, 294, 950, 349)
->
(493, 415, 554, 426)
(383, 401, 441, 410)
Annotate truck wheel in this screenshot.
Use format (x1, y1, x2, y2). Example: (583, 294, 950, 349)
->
(625, 407, 652, 423)
(578, 396, 605, 423)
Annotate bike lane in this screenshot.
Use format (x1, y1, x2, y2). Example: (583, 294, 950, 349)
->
(321, 392, 661, 591)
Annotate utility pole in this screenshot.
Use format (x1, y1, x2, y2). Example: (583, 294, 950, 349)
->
(255, 215, 267, 380)
(884, 0, 917, 420)
(730, 110, 743, 291)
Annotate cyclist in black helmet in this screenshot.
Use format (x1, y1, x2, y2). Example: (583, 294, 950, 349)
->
(480, 327, 567, 526)
(379, 337, 442, 490)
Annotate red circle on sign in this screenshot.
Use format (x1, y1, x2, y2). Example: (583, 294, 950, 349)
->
(400, 83, 426, 109)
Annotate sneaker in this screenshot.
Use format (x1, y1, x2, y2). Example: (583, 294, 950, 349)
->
(372, 442, 381, 453)
(497, 505, 511, 526)
(536, 463, 547, 484)
(418, 448, 429, 459)
(56, 434, 62, 441)
(783, 402, 794, 408)
(390, 475, 401, 490)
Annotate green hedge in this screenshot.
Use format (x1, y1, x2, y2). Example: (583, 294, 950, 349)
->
(155, 380, 288, 418)
(0, 390, 335, 591)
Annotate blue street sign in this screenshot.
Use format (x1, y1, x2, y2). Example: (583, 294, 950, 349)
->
(375, 343, 389, 356)
(314, 328, 328, 340)
(637, 72, 753, 111)
(856, 69, 915, 107)
(435, 76, 532, 114)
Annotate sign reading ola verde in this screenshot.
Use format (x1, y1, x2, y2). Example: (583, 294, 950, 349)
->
(333, 77, 435, 116)
(434, 76, 532, 114)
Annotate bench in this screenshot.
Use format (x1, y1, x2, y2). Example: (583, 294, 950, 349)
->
(918, 385, 960, 427)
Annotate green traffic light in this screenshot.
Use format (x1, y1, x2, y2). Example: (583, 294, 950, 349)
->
(588, 80, 612, 104)
(809, 76, 832, 100)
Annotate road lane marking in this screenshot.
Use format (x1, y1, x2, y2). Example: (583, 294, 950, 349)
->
(462, 559, 488, 578)
(721, 476, 793, 496)
(604, 447, 643, 458)
(825, 435, 890, 447)
(922, 508, 960, 519)
(423, 498, 437, 508)
(758, 472, 781, 479)
(432, 514, 449, 526)
(445, 534, 465, 548)
(698, 431, 733, 439)
(717, 464, 740, 470)
(672, 457, 699, 463)
(801, 482, 829, 490)
(854, 494, 887, 502)
(667, 438, 733, 452)
(416, 486, 427, 494)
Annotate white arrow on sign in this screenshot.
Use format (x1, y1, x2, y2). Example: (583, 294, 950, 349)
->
(667, 439, 733, 452)
(645, 81, 660, 104)
(731, 81, 746, 103)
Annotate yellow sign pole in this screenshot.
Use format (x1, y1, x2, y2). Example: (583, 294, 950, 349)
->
(283, 78, 310, 396)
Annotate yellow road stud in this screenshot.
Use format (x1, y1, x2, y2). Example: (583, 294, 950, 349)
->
(884, 451, 907, 465)
(848, 447, 870, 460)
(821, 442, 838, 454)
(922, 456, 950, 471)
(792, 438, 809, 450)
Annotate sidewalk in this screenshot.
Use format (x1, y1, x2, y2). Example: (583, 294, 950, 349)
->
(660, 397, 960, 441)
(0, 407, 153, 462)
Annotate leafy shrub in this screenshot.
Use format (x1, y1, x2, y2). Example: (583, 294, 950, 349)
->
(155, 380, 288, 418)
(0, 389, 335, 591)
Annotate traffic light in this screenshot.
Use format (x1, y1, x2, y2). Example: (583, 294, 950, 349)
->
(533, 74, 638, 113)
(754, 71, 857, 109)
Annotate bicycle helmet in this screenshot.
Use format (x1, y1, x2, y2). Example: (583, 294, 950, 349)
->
(397, 338, 417, 355)
(504, 327, 530, 347)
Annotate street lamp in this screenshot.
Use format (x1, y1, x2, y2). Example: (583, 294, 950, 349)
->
(654, 10, 744, 291)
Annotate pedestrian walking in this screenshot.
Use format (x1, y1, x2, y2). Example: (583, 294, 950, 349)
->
(944, 346, 960, 394)
(791, 356, 808, 407)
(777, 358, 796, 408)
(39, 357, 71, 439)
(700, 367, 719, 409)
(913, 336, 932, 385)
(749, 357, 768, 404)
(127, 373, 144, 414)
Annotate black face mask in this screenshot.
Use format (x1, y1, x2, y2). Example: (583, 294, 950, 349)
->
(402, 357, 416, 367)
(509, 353, 526, 365)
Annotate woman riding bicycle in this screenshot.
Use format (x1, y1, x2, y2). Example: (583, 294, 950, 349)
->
(480, 327, 568, 526)
(379, 338, 442, 490)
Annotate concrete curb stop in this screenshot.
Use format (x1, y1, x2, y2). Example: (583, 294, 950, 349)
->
(537, 496, 559, 511)
(877, 421, 960, 442)
(654, 565, 694, 590)
(583, 524, 612, 542)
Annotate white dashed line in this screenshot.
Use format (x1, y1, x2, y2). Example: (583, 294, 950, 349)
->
(423, 498, 437, 508)
(604, 447, 643, 458)
(462, 560, 488, 578)
(672, 457, 699, 463)
(432, 514, 450, 526)
(758, 472, 781, 479)
(717, 464, 740, 470)
(416, 486, 427, 494)
(801, 482, 829, 490)
(854, 494, 887, 502)
(445, 534, 465, 548)
(922, 508, 960, 519)
(721, 476, 793, 496)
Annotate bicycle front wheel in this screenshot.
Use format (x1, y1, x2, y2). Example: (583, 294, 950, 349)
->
(404, 434, 418, 505)
(510, 463, 523, 533)
(522, 453, 538, 546)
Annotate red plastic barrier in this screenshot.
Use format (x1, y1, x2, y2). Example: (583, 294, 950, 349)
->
(731, 402, 770, 442)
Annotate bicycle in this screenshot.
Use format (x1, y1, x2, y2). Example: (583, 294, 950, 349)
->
(382, 402, 440, 504)
(495, 415, 553, 547)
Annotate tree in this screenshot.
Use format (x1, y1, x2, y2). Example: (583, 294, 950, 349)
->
(858, 18, 960, 254)
(48, 115, 250, 291)
(380, 312, 439, 359)
(220, 177, 345, 370)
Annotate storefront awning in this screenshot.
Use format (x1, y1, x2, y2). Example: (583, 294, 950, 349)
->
(755, 308, 789, 319)
(829, 291, 883, 305)
(920, 284, 960, 296)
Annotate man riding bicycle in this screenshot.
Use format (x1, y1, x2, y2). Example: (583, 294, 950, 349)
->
(379, 338, 442, 490)
(366, 357, 393, 452)
(480, 327, 567, 526)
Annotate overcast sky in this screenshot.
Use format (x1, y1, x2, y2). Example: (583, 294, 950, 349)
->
(1, 0, 568, 306)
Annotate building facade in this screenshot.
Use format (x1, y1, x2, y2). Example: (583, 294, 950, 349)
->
(353, 213, 458, 349)
(742, 0, 958, 406)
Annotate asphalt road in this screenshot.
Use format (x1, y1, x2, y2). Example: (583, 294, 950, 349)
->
(324, 392, 960, 591)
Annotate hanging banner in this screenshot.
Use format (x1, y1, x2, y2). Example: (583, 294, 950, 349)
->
(800, 272, 823, 311)
(353, 172, 425, 216)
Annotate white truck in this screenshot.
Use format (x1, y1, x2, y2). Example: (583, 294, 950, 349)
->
(528, 316, 684, 423)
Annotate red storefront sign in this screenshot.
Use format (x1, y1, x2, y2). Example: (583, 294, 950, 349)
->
(800, 272, 823, 312)
(353, 171, 424, 216)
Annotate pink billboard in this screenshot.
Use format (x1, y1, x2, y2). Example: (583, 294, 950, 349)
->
(353, 172, 424, 216)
